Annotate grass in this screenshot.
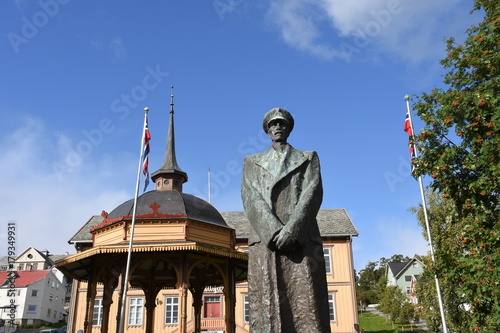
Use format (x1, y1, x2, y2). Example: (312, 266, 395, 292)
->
(359, 311, 427, 333)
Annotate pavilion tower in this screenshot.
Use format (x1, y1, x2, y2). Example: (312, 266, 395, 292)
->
(151, 87, 188, 192)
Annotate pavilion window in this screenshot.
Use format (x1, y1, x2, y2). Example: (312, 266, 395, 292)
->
(165, 296, 179, 324)
(93, 299, 103, 326)
(203, 296, 221, 318)
(128, 298, 144, 325)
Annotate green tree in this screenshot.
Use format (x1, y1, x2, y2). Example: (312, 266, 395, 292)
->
(357, 261, 384, 305)
(356, 255, 410, 305)
(399, 301, 418, 326)
(411, 191, 476, 333)
(412, 1, 499, 330)
(378, 285, 416, 327)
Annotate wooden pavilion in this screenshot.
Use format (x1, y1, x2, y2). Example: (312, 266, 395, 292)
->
(56, 96, 247, 333)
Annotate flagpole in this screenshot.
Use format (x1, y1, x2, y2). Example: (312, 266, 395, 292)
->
(208, 166, 211, 203)
(405, 95, 448, 333)
(117, 107, 149, 333)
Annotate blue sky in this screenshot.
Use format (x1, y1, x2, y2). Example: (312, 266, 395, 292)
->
(0, 0, 482, 271)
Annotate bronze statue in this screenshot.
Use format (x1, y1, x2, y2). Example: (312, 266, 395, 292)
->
(241, 108, 331, 332)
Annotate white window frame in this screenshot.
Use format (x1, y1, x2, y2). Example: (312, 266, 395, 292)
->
(27, 305, 37, 313)
(165, 296, 179, 324)
(93, 299, 103, 326)
(323, 247, 332, 274)
(128, 297, 144, 325)
(328, 293, 336, 322)
(243, 295, 249, 323)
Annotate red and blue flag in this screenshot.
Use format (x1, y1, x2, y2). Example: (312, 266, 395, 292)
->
(142, 116, 151, 192)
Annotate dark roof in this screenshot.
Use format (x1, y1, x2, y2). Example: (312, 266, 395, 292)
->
(316, 209, 359, 236)
(69, 215, 104, 244)
(221, 208, 358, 239)
(0, 256, 9, 266)
(49, 253, 70, 262)
(388, 261, 409, 276)
(97, 190, 228, 230)
(388, 257, 426, 278)
(151, 103, 187, 182)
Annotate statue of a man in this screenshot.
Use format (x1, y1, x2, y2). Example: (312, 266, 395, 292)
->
(241, 108, 331, 332)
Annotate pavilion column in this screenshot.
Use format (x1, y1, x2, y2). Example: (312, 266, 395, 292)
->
(84, 269, 97, 333)
(179, 283, 189, 333)
(224, 260, 236, 333)
(142, 286, 158, 333)
(178, 254, 189, 333)
(189, 280, 207, 333)
(100, 276, 117, 333)
(115, 269, 126, 333)
(67, 277, 79, 333)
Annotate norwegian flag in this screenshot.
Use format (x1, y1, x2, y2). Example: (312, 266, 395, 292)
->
(142, 115, 151, 192)
(404, 106, 416, 174)
(404, 107, 413, 136)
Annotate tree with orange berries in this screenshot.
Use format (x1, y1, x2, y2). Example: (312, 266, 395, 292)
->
(411, 191, 478, 333)
(412, 1, 499, 331)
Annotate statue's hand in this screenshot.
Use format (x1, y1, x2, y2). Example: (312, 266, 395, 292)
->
(275, 229, 298, 252)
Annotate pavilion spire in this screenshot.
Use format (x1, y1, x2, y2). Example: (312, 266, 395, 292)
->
(151, 86, 187, 191)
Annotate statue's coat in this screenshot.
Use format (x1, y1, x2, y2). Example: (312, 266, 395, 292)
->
(241, 144, 331, 333)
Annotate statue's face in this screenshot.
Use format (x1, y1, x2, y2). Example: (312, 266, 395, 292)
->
(267, 119, 290, 143)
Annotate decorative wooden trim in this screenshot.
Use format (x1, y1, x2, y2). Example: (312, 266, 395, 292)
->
(55, 243, 248, 267)
(91, 212, 188, 233)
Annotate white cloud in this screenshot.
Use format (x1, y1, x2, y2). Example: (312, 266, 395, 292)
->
(266, 0, 351, 61)
(0, 117, 132, 256)
(109, 37, 126, 61)
(352, 214, 429, 271)
(85, 36, 126, 61)
(266, 0, 479, 63)
(320, 0, 391, 36)
(376, 217, 429, 256)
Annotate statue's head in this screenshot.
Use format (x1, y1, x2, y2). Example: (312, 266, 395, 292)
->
(262, 108, 294, 133)
(262, 108, 294, 144)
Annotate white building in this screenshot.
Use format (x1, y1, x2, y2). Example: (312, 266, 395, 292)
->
(0, 247, 69, 326)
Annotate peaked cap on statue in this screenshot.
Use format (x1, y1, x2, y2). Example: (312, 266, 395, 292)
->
(262, 107, 294, 134)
